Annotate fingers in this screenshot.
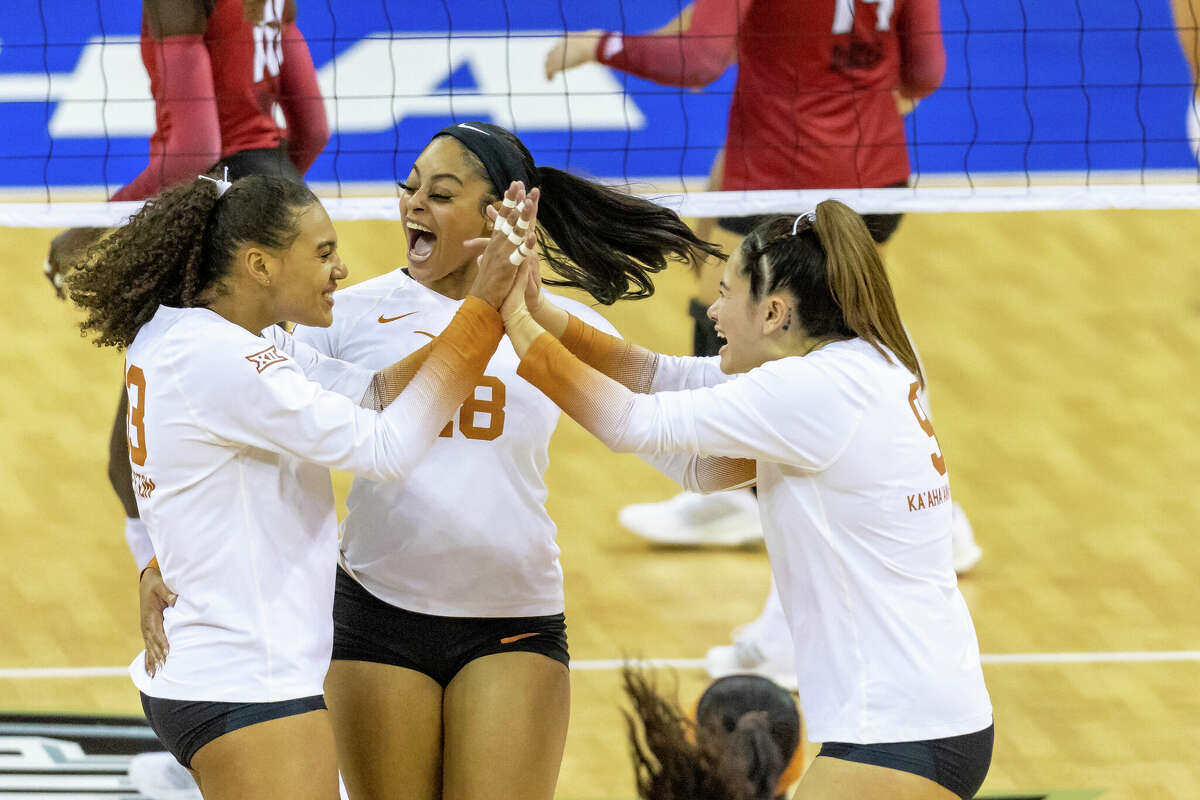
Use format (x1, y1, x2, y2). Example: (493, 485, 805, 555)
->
(142, 614, 169, 677)
(545, 41, 563, 81)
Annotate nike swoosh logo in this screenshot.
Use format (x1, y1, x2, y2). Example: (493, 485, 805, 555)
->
(500, 632, 541, 645)
(378, 311, 418, 324)
(414, 331, 436, 340)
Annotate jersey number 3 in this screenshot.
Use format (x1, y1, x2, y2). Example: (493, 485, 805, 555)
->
(440, 376, 506, 441)
(126, 365, 148, 467)
(907, 382, 946, 476)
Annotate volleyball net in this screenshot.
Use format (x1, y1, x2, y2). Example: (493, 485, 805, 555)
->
(0, 0, 1198, 226)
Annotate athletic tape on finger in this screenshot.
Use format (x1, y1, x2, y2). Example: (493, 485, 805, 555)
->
(502, 196, 518, 209)
(518, 241, 534, 258)
(496, 217, 514, 237)
(515, 216, 531, 232)
(509, 249, 525, 266)
(507, 230, 524, 246)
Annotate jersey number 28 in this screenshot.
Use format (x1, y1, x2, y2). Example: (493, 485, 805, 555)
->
(439, 376, 506, 441)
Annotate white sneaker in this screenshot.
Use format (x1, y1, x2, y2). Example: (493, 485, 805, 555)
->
(618, 490, 763, 546)
(951, 502, 983, 575)
(127, 752, 202, 800)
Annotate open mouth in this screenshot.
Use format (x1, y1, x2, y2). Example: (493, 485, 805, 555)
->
(406, 220, 437, 264)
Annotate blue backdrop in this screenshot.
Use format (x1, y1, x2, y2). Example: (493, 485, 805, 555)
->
(0, 0, 1193, 190)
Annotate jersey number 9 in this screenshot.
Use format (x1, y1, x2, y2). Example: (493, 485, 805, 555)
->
(907, 382, 946, 476)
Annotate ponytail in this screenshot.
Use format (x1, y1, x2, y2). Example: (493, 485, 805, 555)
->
(68, 173, 318, 349)
(812, 201, 923, 386)
(621, 667, 792, 800)
(738, 201, 923, 386)
(533, 166, 723, 304)
(433, 121, 723, 306)
(714, 712, 786, 800)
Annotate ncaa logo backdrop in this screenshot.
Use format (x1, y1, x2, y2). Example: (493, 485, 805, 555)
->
(0, 0, 1193, 190)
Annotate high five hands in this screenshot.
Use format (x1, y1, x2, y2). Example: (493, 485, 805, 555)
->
(465, 181, 540, 309)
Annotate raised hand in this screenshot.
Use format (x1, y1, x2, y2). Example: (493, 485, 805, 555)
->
(501, 246, 539, 324)
(544, 29, 604, 81)
(466, 183, 540, 309)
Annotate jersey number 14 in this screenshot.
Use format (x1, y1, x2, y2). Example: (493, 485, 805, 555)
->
(832, 0, 895, 33)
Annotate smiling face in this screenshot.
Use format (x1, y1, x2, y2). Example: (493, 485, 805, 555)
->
(267, 202, 345, 327)
(707, 250, 767, 374)
(398, 137, 496, 293)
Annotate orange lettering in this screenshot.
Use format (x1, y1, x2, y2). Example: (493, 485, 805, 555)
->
(439, 377, 507, 441)
(907, 382, 947, 476)
(126, 365, 148, 467)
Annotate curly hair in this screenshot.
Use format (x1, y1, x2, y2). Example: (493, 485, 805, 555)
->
(67, 173, 317, 349)
(622, 667, 794, 800)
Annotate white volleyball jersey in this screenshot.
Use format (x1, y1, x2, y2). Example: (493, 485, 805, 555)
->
(293, 270, 617, 617)
(524, 335, 992, 743)
(125, 305, 493, 701)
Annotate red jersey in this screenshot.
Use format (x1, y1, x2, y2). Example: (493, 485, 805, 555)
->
(598, 0, 945, 191)
(144, 0, 284, 161)
(114, 0, 327, 200)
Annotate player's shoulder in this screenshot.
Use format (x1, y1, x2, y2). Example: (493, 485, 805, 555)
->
(779, 339, 901, 401)
(187, 311, 298, 379)
(331, 269, 411, 304)
(543, 291, 619, 335)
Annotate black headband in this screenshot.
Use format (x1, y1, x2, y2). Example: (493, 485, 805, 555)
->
(433, 121, 535, 195)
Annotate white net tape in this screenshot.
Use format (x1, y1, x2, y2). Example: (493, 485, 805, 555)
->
(3, 183, 1200, 228)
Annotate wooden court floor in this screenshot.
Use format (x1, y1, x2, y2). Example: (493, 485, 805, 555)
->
(1, 208, 1198, 798)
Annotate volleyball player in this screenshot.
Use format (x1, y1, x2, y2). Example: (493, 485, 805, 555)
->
(623, 667, 803, 800)
(68, 172, 534, 799)
(45, 0, 329, 583)
(501, 204, 993, 799)
(271, 120, 718, 800)
(548, 1, 984, 691)
(545, 0, 955, 546)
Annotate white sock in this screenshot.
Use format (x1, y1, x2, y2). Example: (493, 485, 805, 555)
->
(124, 517, 155, 573)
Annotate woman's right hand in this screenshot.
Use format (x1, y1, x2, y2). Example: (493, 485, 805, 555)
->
(139, 564, 177, 677)
(466, 183, 540, 309)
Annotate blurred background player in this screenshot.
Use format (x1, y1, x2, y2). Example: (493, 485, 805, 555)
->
(1172, 0, 1200, 159)
(547, 0, 982, 686)
(43, 0, 329, 586)
(622, 667, 804, 800)
(546, 0, 949, 546)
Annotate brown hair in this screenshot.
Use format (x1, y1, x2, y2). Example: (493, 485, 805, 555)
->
(430, 121, 724, 305)
(738, 201, 923, 385)
(621, 667, 792, 800)
(67, 173, 318, 349)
